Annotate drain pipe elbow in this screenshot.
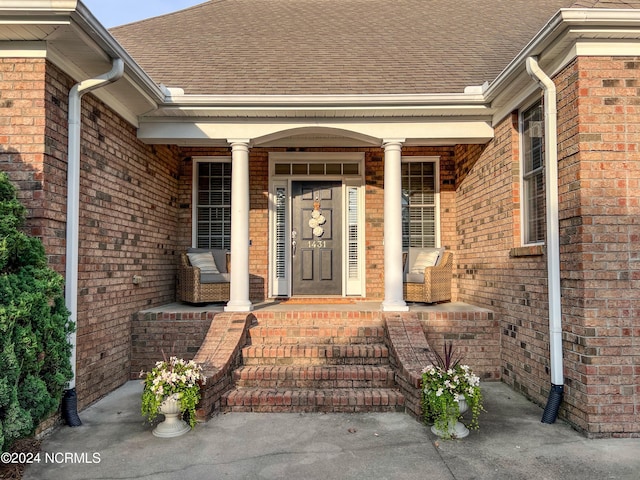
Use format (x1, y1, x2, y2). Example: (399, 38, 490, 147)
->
(525, 56, 564, 424)
(64, 58, 124, 427)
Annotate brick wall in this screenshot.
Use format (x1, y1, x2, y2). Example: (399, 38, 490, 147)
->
(0, 58, 52, 256)
(455, 109, 586, 430)
(2, 59, 183, 409)
(454, 57, 640, 437)
(558, 57, 640, 436)
(130, 311, 213, 377)
(457, 112, 555, 400)
(364, 149, 384, 299)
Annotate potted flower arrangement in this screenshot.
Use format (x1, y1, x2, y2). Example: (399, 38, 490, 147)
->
(140, 355, 206, 437)
(421, 342, 483, 439)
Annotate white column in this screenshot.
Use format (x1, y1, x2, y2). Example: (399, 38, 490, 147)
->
(225, 140, 253, 312)
(382, 140, 409, 312)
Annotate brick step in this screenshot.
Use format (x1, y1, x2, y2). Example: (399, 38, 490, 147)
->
(242, 344, 390, 366)
(234, 365, 396, 389)
(222, 387, 405, 413)
(247, 326, 385, 345)
(250, 313, 383, 328)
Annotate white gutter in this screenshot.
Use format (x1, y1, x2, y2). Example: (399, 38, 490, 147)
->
(162, 92, 488, 108)
(525, 56, 564, 422)
(65, 58, 124, 393)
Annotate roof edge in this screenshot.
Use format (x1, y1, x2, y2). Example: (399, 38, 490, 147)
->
(485, 8, 640, 101)
(70, 1, 165, 102)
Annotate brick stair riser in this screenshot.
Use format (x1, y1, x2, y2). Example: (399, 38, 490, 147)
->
(234, 366, 396, 389)
(222, 388, 405, 414)
(247, 326, 385, 345)
(242, 356, 389, 366)
(250, 314, 384, 328)
(242, 345, 389, 362)
(248, 336, 384, 345)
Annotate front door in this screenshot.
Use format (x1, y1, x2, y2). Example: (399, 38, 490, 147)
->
(291, 181, 342, 295)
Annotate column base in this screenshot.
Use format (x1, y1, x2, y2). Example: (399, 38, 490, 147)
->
(224, 300, 253, 312)
(381, 300, 409, 312)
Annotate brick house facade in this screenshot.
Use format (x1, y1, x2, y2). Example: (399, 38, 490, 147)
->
(0, 1, 638, 437)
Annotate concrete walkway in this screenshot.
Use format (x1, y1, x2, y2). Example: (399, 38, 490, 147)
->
(25, 381, 639, 480)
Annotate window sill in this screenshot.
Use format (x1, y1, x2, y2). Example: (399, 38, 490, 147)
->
(510, 245, 545, 257)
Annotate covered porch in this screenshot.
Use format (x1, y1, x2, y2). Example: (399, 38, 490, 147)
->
(141, 96, 495, 313)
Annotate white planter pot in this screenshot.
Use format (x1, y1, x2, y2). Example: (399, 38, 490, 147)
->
(152, 394, 190, 438)
(430, 398, 470, 439)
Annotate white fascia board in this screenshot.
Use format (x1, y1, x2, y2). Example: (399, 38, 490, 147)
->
(573, 39, 640, 56)
(0, 1, 77, 12)
(0, 40, 46, 57)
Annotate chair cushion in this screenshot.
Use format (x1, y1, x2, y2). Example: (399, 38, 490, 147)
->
(200, 272, 231, 284)
(187, 248, 228, 273)
(187, 251, 220, 274)
(405, 272, 426, 283)
(410, 250, 440, 274)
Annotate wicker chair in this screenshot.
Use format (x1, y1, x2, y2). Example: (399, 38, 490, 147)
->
(403, 248, 453, 304)
(177, 249, 230, 304)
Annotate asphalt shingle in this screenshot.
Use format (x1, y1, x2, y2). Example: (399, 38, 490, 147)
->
(110, 0, 640, 95)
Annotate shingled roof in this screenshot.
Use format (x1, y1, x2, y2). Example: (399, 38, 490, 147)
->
(110, 0, 640, 96)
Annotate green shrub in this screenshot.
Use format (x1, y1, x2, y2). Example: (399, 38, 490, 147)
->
(0, 172, 74, 452)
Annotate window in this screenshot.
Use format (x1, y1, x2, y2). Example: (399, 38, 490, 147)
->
(273, 161, 360, 176)
(402, 160, 438, 249)
(521, 100, 545, 244)
(194, 160, 231, 249)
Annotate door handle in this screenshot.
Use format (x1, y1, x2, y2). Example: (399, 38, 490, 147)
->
(291, 229, 297, 257)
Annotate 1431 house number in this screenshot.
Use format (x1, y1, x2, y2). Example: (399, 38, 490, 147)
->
(308, 240, 327, 248)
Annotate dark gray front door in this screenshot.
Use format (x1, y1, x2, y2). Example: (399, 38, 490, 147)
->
(291, 181, 342, 295)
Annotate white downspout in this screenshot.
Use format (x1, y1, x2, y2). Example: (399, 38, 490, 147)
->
(525, 56, 564, 423)
(63, 58, 124, 426)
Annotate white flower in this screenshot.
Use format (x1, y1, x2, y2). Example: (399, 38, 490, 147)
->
(436, 388, 444, 397)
